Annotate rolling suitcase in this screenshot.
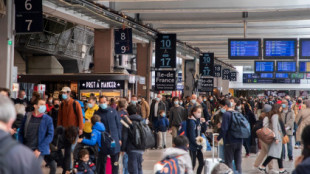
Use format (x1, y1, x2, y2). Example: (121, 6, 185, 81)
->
(204, 133, 221, 174)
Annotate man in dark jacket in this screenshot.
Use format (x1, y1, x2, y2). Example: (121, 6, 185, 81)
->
(150, 94, 166, 128)
(14, 90, 29, 106)
(121, 104, 144, 174)
(94, 95, 122, 174)
(0, 95, 42, 174)
(169, 97, 186, 139)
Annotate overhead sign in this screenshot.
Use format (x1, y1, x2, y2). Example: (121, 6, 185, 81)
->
(38, 84, 46, 92)
(80, 80, 124, 90)
(155, 34, 177, 69)
(199, 53, 214, 77)
(198, 78, 214, 92)
(114, 28, 133, 54)
(155, 71, 176, 91)
(214, 65, 222, 77)
(222, 69, 230, 80)
(15, 0, 43, 33)
(230, 72, 237, 81)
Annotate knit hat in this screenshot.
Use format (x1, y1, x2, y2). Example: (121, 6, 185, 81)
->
(262, 104, 272, 113)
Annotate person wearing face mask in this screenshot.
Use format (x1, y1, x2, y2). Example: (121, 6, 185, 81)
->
(169, 97, 186, 140)
(19, 98, 54, 166)
(198, 96, 210, 121)
(14, 90, 29, 106)
(130, 95, 142, 116)
(45, 96, 54, 113)
(281, 99, 295, 161)
(150, 94, 166, 130)
(49, 99, 60, 129)
(94, 95, 122, 174)
(186, 94, 199, 117)
(83, 96, 99, 139)
(293, 97, 306, 149)
(186, 106, 207, 174)
(156, 110, 169, 149)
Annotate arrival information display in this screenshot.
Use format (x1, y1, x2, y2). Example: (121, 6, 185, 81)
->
(243, 73, 300, 84)
(276, 73, 289, 79)
(199, 53, 214, 76)
(264, 39, 296, 58)
(198, 78, 214, 92)
(260, 73, 274, 78)
(255, 61, 274, 72)
(299, 61, 310, 73)
(155, 34, 176, 68)
(277, 61, 296, 72)
(114, 28, 132, 54)
(300, 39, 310, 59)
(229, 39, 261, 59)
(214, 65, 221, 77)
(155, 71, 176, 91)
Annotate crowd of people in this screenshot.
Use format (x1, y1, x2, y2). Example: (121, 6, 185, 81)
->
(2, 86, 310, 174)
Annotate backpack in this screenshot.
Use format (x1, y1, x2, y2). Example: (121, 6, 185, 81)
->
(154, 156, 181, 174)
(130, 121, 155, 150)
(229, 111, 251, 139)
(177, 120, 187, 136)
(100, 131, 115, 155)
(0, 135, 19, 173)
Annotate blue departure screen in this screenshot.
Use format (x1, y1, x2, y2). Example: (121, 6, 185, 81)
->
(255, 62, 274, 72)
(276, 73, 289, 78)
(301, 40, 310, 57)
(277, 61, 296, 72)
(260, 73, 274, 78)
(265, 40, 296, 57)
(230, 40, 260, 57)
(299, 62, 310, 72)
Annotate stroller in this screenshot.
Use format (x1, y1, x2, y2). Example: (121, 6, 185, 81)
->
(73, 143, 99, 171)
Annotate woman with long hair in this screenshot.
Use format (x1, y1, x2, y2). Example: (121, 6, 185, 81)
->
(258, 104, 287, 173)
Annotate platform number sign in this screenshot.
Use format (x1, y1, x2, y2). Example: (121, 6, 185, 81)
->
(222, 69, 230, 80)
(199, 53, 214, 77)
(15, 0, 43, 33)
(230, 72, 237, 81)
(114, 28, 133, 54)
(155, 34, 176, 69)
(214, 65, 222, 77)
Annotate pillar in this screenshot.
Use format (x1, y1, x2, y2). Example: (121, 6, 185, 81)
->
(0, 0, 14, 89)
(136, 43, 152, 102)
(94, 29, 114, 73)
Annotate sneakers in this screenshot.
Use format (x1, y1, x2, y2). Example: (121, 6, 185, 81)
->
(279, 169, 288, 174)
(245, 153, 250, 158)
(289, 157, 293, 161)
(258, 167, 267, 174)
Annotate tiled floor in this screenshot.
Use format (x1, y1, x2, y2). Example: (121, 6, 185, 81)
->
(44, 134, 300, 174)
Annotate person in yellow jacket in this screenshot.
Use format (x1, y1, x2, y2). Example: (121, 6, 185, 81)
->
(83, 96, 99, 139)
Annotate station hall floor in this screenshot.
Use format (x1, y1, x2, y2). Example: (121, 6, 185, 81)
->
(44, 133, 299, 174)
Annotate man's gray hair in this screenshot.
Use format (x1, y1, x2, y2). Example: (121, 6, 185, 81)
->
(0, 95, 16, 123)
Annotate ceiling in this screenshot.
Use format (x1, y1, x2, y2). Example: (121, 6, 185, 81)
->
(93, 0, 310, 66)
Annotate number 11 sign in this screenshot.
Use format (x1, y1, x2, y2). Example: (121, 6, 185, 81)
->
(155, 34, 176, 69)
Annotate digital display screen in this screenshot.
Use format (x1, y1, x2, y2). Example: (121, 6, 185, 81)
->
(255, 61, 274, 72)
(300, 39, 310, 59)
(277, 61, 296, 72)
(299, 61, 310, 73)
(276, 73, 289, 78)
(291, 73, 304, 79)
(260, 73, 274, 78)
(229, 39, 261, 59)
(264, 39, 296, 58)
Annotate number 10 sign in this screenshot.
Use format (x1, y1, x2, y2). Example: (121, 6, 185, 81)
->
(155, 34, 176, 69)
(199, 53, 214, 77)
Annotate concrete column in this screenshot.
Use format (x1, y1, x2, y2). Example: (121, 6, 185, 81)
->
(94, 29, 114, 73)
(136, 43, 152, 101)
(0, 0, 14, 89)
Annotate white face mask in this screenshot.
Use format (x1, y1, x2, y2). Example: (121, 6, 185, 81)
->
(194, 113, 202, 118)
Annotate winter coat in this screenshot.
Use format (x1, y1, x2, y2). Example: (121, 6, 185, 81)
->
(95, 107, 122, 154)
(82, 122, 106, 151)
(295, 108, 310, 142)
(186, 117, 207, 151)
(293, 103, 306, 117)
(19, 113, 54, 155)
(57, 98, 84, 130)
(292, 157, 310, 174)
(84, 104, 99, 133)
(141, 100, 150, 119)
(267, 114, 283, 159)
(160, 147, 194, 174)
(121, 114, 144, 152)
(150, 101, 166, 123)
(281, 110, 295, 136)
(156, 117, 169, 132)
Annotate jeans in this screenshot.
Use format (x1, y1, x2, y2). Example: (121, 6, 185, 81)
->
(190, 150, 204, 174)
(243, 137, 251, 155)
(123, 153, 129, 174)
(44, 155, 57, 174)
(171, 126, 178, 140)
(224, 143, 242, 174)
(102, 153, 120, 174)
(128, 152, 143, 174)
(62, 138, 78, 174)
(219, 144, 225, 162)
(282, 135, 293, 159)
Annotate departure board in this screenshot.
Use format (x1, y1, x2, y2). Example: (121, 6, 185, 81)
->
(300, 39, 310, 59)
(277, 61, 296, 72)
(228, 39, 261, 59)
(299, 61, 310, 73)
(260, 73, 274, 78)
(264, 39, 297, 59)
(275, 73, 289, 79)
(255, 61, 274, 72)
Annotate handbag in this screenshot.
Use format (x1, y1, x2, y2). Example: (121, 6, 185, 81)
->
(256, 127, 275, 144)
(282, 135, 289, 144)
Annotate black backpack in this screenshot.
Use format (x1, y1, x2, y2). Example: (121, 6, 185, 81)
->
(129, 121, 155, 150)
(0, 135, 19, 174)
(100, 131, 115, 155)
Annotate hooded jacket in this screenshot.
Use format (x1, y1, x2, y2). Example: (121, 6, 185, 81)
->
(82, 122, 106, 151)
(84, 104, 99, 133)
(293, 157, 310, 174)
(121, 114, 144, 152)
(156, 147, 193, 174)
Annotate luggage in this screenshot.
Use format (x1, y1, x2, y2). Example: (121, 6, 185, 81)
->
(106, 156, 112, 174)
(204, 133, 221, 174)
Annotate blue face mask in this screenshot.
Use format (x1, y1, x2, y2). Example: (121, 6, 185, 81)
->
(230, 102, 234, 108)
(38, 105, 46, 114)
(88, 103, 93, 108)
(62, 94, 68, 100)
(156, 98, 160, 102)
(191, 99, 196, 104)
(210, 98, 213, 101)
(203, 99, 207, 102)
(162, 113, 166, 117)
(23, 95, 27, 99)
(131, 101, 137, 105)
(282, 104, 286, 109)
(100, 103, 108, 110)
(220, 108, 226, 113)
(180, 101, 183, 105)
(174, 101, 179, 105)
